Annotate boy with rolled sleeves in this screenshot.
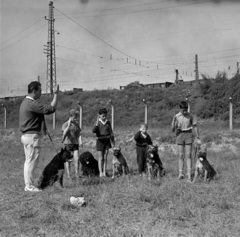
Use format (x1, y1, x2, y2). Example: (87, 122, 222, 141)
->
(172, 101, 201, 181)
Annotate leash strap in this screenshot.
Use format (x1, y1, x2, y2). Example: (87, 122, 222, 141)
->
(46, 129, 59, 154)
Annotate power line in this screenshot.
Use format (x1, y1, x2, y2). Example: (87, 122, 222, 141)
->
(55, 0, 172, 17)
(54, 7, 138, 60)
(1, 17, 44, 45)
(56, 0, 212, 19)
(0, 23, 47, 51)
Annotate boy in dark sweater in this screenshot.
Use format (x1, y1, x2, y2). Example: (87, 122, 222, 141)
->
(134, 123, 153, 176)
(92, 108, 115, 177)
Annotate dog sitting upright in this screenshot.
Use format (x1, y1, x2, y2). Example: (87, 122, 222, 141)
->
(79, 151, 99, 177)
(192, 145, 217, 183)
(146, 145, 165, 181)
(38, 147, 73, 189)
(112, 147, 129, 178)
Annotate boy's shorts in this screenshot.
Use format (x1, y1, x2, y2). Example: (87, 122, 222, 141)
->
(176, 130, 193, 145)
(64, 144, 79, 152)
(96, 139, 111, 151)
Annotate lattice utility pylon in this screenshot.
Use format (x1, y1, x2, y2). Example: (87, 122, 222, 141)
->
(44, 1, 57, 94)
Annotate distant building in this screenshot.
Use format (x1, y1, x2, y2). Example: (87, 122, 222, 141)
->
(144, 82, 173, 89)
(73, 88, 83, 92)
(120, 81, 173, 90)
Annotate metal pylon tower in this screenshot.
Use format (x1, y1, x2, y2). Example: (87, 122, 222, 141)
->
(44, 1, 56, 94)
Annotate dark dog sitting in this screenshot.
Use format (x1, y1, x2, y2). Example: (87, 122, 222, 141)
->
(79, 151, 99, 177)
(146, 145, 165, 181)
(192, 145, 217, 183)
(38, 147, 73, 189)
(112, 147, 129, 178)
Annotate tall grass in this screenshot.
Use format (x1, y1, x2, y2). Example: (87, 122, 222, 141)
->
(0, 126, 240, 237)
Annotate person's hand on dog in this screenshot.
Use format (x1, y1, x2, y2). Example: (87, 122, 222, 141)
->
(196, 138, 201, 145)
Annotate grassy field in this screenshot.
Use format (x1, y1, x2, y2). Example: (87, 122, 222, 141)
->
(0, 124, 240, 237)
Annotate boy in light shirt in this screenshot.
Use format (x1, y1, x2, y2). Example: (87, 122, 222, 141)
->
(62, 109, 82, 180)
(172, 101, 201, 181)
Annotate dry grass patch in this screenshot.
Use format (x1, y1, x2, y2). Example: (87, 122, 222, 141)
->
(1, 127, 240, 236)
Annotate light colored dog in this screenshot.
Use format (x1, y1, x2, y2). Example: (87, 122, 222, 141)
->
(146, 145, 165, 181)
(112, 147, 129, 178)
(192, 145, 217, 183)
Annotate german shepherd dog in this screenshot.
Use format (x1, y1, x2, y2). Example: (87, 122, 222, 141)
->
(112, 147, 129, 178)
(146, 145, 165, 181)
(38, 147, 73, 189)
(192, 145, 217, 183)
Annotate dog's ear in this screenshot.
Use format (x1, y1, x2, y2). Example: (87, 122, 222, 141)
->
(119, 146, 121, 151)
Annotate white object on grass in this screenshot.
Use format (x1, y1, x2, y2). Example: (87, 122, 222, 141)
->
(70, 196, 86, 207)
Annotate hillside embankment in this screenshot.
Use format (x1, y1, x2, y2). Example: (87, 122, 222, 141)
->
(0, 73, 240, 129)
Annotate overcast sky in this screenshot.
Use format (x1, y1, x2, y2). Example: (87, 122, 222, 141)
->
(1, 0, 240, 97)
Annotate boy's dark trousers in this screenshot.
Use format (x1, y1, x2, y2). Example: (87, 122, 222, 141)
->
(136, 146, 147, 173)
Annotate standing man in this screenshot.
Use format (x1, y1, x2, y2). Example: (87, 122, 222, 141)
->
(19, 81, 59, 192)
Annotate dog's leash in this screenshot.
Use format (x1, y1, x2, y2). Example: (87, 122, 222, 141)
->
(46, 129, 59, 154)
(193, 142, 201, 164)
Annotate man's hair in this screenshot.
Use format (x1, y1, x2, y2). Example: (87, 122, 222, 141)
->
(28, 81, 41, 94)
(179, 101, 188, 109)
(99, 108, 108, 115)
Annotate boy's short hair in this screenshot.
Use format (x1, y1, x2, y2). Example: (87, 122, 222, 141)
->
(99, 108, 108, 115)
(179, 101, 188, 109)
(69, 109, 79, 117)
(140, 123, 148, 129)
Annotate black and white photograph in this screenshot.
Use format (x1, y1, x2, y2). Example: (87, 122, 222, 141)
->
(1, 0, 240, 236)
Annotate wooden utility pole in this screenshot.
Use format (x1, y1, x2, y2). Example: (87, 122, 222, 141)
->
(2, 104, 7, 129)
(185, 97, 190, 113)
(109, 100, 115, 131)
(229, 97, 233, 130)
(77, 101, 83, 129)
(195, 54, 199, 80)
(142, 99, 148, 124)
(175, 69, 179, 84)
